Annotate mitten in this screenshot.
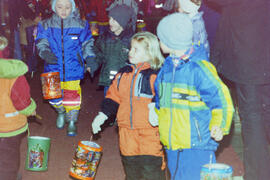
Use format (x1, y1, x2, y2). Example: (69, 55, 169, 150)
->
(148, 103, 159, 126)
(211, 126, 224, 141)
(92, 112, 108, 134)
(85, 56, 98, 77)
(40, 50, 58, 64)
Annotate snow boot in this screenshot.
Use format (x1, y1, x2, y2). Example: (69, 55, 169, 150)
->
(54, 105, 66, 129)
(65, 109, 79, 136)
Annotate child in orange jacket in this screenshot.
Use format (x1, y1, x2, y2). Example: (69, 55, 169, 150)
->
(91, 31, 165, 180)
(0, 36, 36, 180)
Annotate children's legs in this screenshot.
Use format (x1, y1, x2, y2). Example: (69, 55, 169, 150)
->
(25, 25, 37, 74)
(62, 80, 81, 136)
(166, 149, 216, 180)
(52, 103, 66, 129)
(122, 155, 165, 180)
(141, 155, 165, 180)
(49, 98, 65, 129)
(121, 155, 142, 180)
(0, 133, 25, 180)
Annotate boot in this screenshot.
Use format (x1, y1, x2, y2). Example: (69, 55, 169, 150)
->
(54, 105, 66, 129)
(65, 109, 79, 136)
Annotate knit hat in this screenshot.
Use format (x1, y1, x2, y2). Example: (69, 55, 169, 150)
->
(51, 0, 76, 13)
(157, 13, 193, 50)
(108, 5, 133, 29)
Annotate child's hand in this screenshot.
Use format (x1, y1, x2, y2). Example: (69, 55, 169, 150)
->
(86, 67, 91, 73)
(211, 126, 223, 141)
(148, 103, 159, 126)
(92, 112, 108, 134)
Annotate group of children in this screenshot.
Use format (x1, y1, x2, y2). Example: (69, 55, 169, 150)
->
(91, 1, 234, 180)
(0, 0, 234, 179)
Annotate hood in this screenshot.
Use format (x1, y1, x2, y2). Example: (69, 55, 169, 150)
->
(163, 44, 209, 70)
(51, 0, 76, 13)
(52, 7, 80, 20)
(0, 59, 28, 78)
(188, 44, 209, 62)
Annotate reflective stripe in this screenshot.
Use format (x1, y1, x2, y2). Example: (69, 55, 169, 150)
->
(63, 101, 81, 105)
(5, 111, 19, 118)
(49, 100, 63, 105)
(110, 71, 117, 75)
(109, 75, 115, 80)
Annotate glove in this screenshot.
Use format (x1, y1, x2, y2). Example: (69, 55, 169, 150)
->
(148, 103, 159, 126)
(92, 112, 108, 134)
(211, 126, 224, 141)
(40, 50, 58, 64)
(85, 56, 98, 78)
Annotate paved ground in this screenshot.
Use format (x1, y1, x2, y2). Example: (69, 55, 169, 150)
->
(17, 61, 244, 180)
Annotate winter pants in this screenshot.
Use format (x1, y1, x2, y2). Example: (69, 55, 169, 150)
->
(25, 25, 37, 73)
(235, 83, 270, 180)
(166, 148, 216, 180)
(121, 155, 165, 180)
(0, 133, 25, 180)
(49, 80, 81, 112)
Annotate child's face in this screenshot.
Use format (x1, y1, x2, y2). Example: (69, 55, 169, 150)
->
(129, 40, 150, 65)
(159, 41, 171, 54)
(55, 0, 72, 19)
(109, 17, 123, 35)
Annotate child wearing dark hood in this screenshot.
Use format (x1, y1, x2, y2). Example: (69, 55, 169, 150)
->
(86, 4, 136, 97)
(36, 0, 95, 136)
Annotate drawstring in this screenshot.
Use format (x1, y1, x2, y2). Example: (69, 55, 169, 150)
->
(173, 150, 181, 180)
(27, 126, 30, 137)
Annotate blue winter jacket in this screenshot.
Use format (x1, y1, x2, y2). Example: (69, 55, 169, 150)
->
(36, 10, 95, 81)
(154, 45, 234, 151)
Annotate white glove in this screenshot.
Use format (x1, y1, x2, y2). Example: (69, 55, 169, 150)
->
(92, 112, 108, 134)
(211, 126, 224, 141)
(148, 103, 159, 126)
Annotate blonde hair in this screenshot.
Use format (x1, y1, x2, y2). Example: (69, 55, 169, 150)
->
(131, 31, 164, 70)
(0, 36, 8, 51)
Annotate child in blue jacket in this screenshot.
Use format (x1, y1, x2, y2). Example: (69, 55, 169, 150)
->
(36, 0, 95, 136)
(149, 13, 234, 179)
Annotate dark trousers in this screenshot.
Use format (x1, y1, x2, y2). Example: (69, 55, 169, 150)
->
(121, 155, 165, 180)
(235, 83, 270, 180)
(25, 25, 38, 73)
(0, 133, 25, 180)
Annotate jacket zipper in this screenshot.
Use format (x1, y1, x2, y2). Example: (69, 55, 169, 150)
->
(194, 117, 202, 142)
(169, 64, 176, 148)
(129, 63, 144, 129)
(61, 19, 65, 81)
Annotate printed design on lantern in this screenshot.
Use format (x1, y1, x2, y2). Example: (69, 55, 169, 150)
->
(29, 144, 44, 168)
(70, 141, 102, 178)
(41, 72, 62, 99)
(200, 163, 233, 180)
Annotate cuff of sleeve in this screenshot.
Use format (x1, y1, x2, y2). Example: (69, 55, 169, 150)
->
(19, 98, 36, 116)
(86, 57, 99, 76)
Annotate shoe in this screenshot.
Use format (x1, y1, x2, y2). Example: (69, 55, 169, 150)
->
(54, 105, 66, 129)
(65, 110, 79, 136)
(67, 121, 77, 136)
(56, 112, 65, 129)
